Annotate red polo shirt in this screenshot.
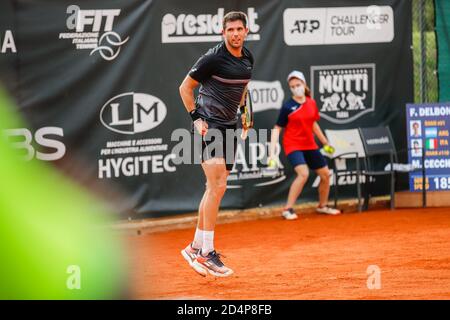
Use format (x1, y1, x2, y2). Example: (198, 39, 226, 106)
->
(276, 96, 320, 155)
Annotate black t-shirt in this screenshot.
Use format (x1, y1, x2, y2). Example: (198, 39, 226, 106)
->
(189, 41, 254, 126)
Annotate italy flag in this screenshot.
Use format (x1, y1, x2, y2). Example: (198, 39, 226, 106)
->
(426, 138, 438, 150)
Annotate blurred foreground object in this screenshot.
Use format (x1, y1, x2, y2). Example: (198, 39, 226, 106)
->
(0, 87, 127, 299)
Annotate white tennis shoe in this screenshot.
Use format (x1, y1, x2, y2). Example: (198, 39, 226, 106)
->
(316, 206, 341, 215)
(282, 208, 298, 220)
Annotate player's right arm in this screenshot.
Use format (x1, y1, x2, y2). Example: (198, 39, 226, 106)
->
(269, 125, 283, 165)
(179, 75, 199, 114)
(268, 103, 289, 165)
(179, 75, 208, 135)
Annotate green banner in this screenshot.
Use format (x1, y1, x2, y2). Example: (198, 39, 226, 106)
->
(436, 0, 450, 101)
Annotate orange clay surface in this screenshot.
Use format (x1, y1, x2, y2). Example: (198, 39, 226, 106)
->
(129, 208, 450, 299)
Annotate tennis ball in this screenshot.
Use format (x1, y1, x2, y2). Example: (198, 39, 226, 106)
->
(323, 145, 335, 154)
(268, 159, 277, 168)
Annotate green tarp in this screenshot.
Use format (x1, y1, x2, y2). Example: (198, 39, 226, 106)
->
(436, 0, 450, 101)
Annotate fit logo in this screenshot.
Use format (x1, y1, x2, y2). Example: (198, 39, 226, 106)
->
(59, 5, 129, 61)
(366, 265, 381, 290)
(100, 92, 167, 135)
(66, 265, 81, 290)
(66, 6, 120, 32)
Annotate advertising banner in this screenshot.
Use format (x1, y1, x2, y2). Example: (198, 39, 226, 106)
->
(0, 0, 414, 218)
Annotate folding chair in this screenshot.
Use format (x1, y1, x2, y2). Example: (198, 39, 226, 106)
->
(358, 126, 426, 210)
(324, 129, 366, 212)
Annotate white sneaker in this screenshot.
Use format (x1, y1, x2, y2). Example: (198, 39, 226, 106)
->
(181, 243, 207, 277)
(282, 208, 298, 220)
(316, 206, 341, 215)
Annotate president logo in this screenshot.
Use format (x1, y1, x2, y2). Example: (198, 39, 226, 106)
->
(59, 5, 129, 61)
(161, 8, 260, 43)
(311, 64, 376, 124)
(100, 92, 167, 135)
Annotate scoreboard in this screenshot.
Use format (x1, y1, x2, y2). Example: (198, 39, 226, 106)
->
(406, 103, 450, 192)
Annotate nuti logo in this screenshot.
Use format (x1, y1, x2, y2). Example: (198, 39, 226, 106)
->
(1, 30, 16, 53)
(59, 5, 129, 61)
(161, 8, 260, 43)
(100, 93, 167, 135)
(311, 63, 376, 124)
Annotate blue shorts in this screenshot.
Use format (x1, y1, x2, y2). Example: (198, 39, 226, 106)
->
(287, 149, 327, 170)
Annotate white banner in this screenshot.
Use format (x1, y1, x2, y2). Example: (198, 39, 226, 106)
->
(284, 6, 394, 46)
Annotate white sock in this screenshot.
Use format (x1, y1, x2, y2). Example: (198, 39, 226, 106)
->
(201, 231, 214, 256)
(192, 228, 203, 249)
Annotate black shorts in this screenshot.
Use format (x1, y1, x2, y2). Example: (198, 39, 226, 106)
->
(192, 121, 238, 171)
(287, 149, 328, 170)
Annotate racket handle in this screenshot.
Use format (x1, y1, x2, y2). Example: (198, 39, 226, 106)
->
(241, 129, 248, 140)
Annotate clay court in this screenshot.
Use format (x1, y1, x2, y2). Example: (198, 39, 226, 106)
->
(129, 207, 450, 300)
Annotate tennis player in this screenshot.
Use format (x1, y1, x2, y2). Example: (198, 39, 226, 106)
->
(269, 70, 341, 220)
(179, 11, 254, 277)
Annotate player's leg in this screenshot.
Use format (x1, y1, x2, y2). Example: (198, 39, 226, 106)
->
(181, 130, 213, 273)
(306, 150, 341, 215)
(181, 189, 207, 270)
(316, 166, 331, 207)
(282, 151, 309, 220)
(199, 126, 235, 229)
(193, 159, 233, 277)
(193, 128, 235, 277)
(200, 159, 228, 233)
(194, 188, 208, 244)
(181, 161, 226, 276)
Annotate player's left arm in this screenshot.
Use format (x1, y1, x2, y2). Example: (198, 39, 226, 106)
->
(313, 122, 329, 146)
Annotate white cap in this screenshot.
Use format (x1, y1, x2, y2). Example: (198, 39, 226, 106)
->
(287, 70, 306, 84)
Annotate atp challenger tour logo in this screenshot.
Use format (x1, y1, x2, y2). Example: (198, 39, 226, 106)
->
(100, 92, 167, 135)
(161, 8, 260, 43)
(59, 5, 129, 61)
(283, 6, 394, 46)
(310, 64, 376, 124)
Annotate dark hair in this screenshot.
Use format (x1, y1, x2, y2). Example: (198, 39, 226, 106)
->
(222, 11, 247, 30)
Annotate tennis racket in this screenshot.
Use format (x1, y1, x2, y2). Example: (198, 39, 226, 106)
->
(241, 90, 253, 140)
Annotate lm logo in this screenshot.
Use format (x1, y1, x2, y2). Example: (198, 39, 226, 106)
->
(100, 92, 167, 134)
